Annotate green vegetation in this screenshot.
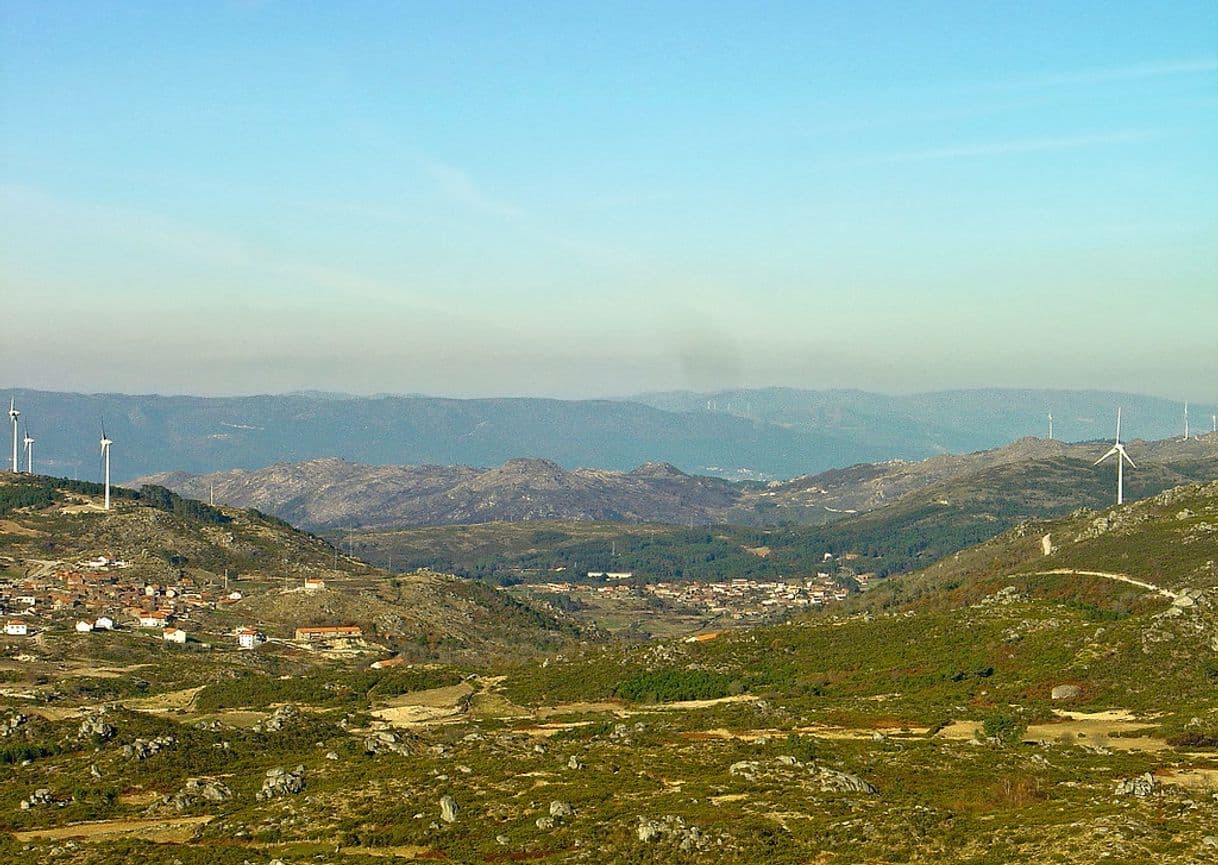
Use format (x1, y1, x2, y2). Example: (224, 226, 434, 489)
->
(194, 666, 463, 711)
(613, 669, 736, 703)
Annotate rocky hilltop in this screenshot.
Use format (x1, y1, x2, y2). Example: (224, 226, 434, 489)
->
(139, 457, 741, 529)
(139, 434, 1218, 530)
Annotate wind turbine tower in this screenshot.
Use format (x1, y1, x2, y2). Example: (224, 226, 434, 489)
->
(1094, 408, 1136, 506)
(99, 426, 114, 510)
(23, 427, 34, 475)
(1048, 412, 1053, 440)
(1183, 402, 1189, 441)
(8, 399, 19, 473)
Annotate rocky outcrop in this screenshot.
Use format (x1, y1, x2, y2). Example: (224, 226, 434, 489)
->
(364, 729, 416, 756)
(1114, 772, 1157, 797)
(254, 704, 301, 732)
(258, 765, 305, 800)
(636, 815, 711, 852)
(19, 788, 56, 810)
(77, 712, 116, 742)
(170, 778, 233, 811)
(121, 736, 176, 760)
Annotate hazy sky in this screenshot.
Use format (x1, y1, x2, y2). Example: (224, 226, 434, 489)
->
(2, 2, 1215, 399)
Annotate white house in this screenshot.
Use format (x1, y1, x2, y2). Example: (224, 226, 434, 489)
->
(162, 627, 187, 644)
(95, 616, 115, 630)
(75, 620, 95, 633)
(237, 628, 265, 650)
(138, 613, 170, 629)
(4, 621, 29, 636)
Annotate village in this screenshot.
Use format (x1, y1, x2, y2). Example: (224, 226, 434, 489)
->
(525, 571, 862, 625)
(0, 555, 363, 649)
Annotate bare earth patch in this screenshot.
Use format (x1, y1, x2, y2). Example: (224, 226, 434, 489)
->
(371, 682, 474, 727)
(11, 815, 213, 843)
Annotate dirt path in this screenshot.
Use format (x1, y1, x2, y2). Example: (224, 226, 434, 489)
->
(1026, 569, 1181, 601)
(11, 815, 213, 843)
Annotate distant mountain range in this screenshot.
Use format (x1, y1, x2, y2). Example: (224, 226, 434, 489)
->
(3, 387, 1211, 483)
(137, 434, 1218, 531)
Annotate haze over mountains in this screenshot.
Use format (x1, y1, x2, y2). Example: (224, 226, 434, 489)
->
(6, 387, 1212, 483)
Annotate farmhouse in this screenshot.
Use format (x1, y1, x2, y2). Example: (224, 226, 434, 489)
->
(4, 620, 29, 636)
(162, 627, 187, 644)
(237, 627, 266, 650)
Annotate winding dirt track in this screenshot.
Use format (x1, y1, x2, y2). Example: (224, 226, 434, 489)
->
(1024, 569, 1181, 601)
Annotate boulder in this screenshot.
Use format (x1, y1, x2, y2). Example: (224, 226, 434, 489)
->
(257, 765, 306, 800)
(1114, 772, 1156, 797)
(1051, 684, 1082, 701)
(816, 767, 878, 794)
(439, 795, 459, 823)
(171, 778, 233, 811)
(78, 713, 116, 742)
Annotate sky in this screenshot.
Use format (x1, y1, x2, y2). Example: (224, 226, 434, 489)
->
(1, 1, 1216, 400)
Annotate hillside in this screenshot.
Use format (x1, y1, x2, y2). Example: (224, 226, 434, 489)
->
(0, 474, 581, 664)
(138, 457, 741, 530)
(7, 387, 1212, 483)
(4, 482, 1215, 864)
(136, 435, 1218, 538)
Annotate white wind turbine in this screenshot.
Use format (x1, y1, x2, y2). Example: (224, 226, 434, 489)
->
(1094, 408, 1136, 506)
(99, 423, 114, 510)
(1047, 412, 1053, 440)
(23, 427, 34, 475)
(1183, 401, 1189, 441)
(8, 398, 19, 473)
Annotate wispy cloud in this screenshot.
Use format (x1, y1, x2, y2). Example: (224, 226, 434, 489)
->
(841, 130, 1160, 167)
(983, 57, 1218, 92)
(420, 158, 527, 221)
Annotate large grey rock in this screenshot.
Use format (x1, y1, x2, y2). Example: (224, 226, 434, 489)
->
(78, 713, 117, 742)
(1051, 684, 1082, 701)
(1114, 772, 1156, 797)
(2, 713, 29, 737)
(257, 765, 305, 800)
(549, 800, 574, 819)
(364, 729, 415, 756)
(171, 778, 233, 811)
(254, 704, 301, 732)
(816, 767, 878, 794)
(439, 795, 458, 823)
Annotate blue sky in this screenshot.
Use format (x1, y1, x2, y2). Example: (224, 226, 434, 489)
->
(2, 1, 1215, 398)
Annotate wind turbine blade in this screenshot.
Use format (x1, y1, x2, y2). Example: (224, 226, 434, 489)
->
(1115, 407, 1122, 442)
(1094, 447, 1118, 466)
(1119, 447, 1137, 468)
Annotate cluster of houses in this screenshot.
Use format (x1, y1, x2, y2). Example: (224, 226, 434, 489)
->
(532, 575, 852, 621)
(1, 561, 360, 650)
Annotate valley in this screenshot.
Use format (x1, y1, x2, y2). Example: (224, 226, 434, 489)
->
(1, 472, 1216, 862)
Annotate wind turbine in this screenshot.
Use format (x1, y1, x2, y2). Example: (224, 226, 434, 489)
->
(1047, 412, 1053, 440)
(23, 427, 34, 475)
(99, 424, 114, 510)
(1183, 401, 1189, 441)
(8, 398, 19, 473)
(1094, 408, 1135, 506)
